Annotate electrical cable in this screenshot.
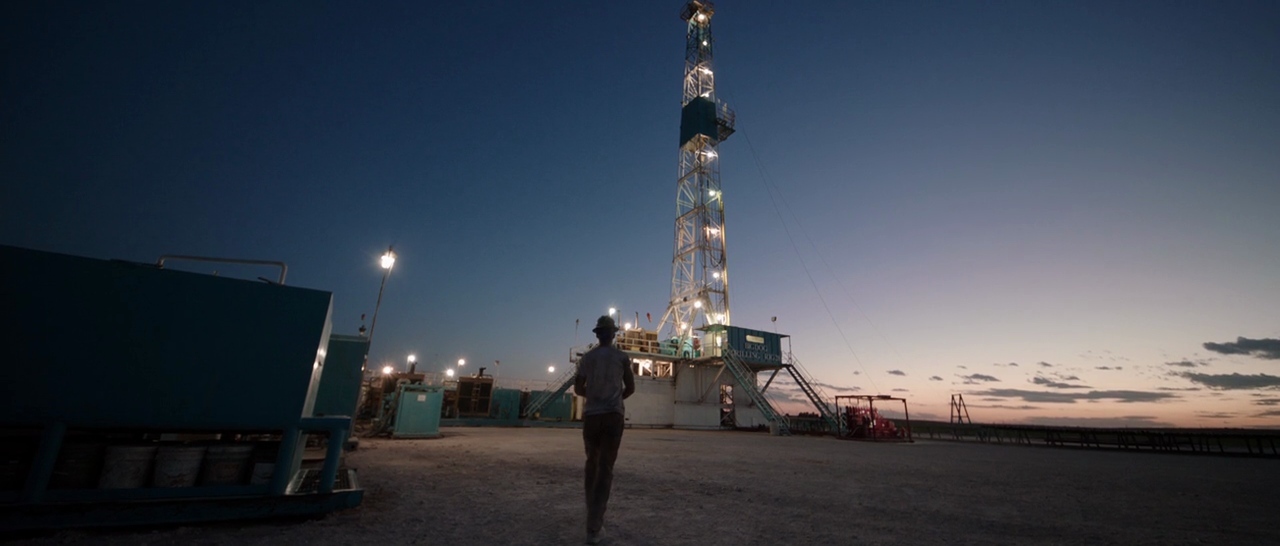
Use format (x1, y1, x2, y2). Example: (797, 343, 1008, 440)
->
(736, 125, 880, 394)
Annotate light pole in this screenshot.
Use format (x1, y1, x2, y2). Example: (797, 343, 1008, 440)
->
(364, 245, 396, 368)
(407, 354, 417, 374)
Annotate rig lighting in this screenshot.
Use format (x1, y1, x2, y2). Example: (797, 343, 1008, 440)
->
(702, 40, 708, 46)
(694, 300, 703, 308)
(548, 366, 556, 373)
(712, 271, 721, 279)
(624, 322, 633, 330)
(445, 368, 455, 378)
(696, 12, 706, 22)
(458, 359, 466, 367)
(407, 354, 416, 363)
(608, 307, 617, 316)
(381, 365, 393, 375)
(380, 249, 396, 270)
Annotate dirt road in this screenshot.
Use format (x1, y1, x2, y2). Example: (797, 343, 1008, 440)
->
(18, 427, 1280, 545)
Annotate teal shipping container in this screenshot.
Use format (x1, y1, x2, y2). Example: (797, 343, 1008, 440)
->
(529, 391, 574, 421)
(392, 385, 443, 439)
(488, 388, 523, 422)
(712, 325, 787, 367)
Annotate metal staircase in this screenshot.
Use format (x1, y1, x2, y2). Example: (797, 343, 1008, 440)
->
(785, 356, 840, 432)
(524, 367, 576, 418)
(723, 347, 790, 435)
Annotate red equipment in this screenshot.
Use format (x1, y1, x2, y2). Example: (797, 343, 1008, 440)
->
(836, 395, 913, 442)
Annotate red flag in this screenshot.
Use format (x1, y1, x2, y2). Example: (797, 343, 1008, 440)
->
(646, 312, 651, 323)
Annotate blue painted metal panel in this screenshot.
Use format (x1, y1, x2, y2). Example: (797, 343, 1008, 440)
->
(312, 334, 369, 419)
(0, 245, 333, 430)
(721, 326, 785, 366)
(528, 391, 574, 421)
(488, 388, 523, 421)
(391, 385, 443, 438)
(679, 96, 717, 147)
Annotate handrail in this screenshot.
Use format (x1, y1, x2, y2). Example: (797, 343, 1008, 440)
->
(157, 255, 288, 284)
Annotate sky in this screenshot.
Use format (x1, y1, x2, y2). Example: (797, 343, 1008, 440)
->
(3, 1, 1279, 428)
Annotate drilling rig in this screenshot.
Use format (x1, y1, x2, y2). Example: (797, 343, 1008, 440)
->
(657, 0, 737, 352)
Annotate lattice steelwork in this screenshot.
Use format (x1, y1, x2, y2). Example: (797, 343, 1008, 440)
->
(659, 0, 736, 347)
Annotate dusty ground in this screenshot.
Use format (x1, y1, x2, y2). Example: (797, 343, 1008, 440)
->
(15, 427, 1280, 545)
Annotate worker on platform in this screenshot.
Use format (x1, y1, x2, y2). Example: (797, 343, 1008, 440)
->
(574, 315, 635, 544)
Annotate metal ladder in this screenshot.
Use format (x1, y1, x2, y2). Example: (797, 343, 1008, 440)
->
(524, 367, 576, 418)
(723, 348, 790, 435)
(784, 357, 840, 432)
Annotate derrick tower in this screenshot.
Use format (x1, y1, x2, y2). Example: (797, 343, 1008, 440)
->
(658, 0, 736, 346)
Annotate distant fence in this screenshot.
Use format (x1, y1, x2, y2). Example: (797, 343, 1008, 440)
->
(911, 422, 1280, 459)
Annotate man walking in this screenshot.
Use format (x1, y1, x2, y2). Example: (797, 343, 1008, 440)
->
(574, 315, 635, 544)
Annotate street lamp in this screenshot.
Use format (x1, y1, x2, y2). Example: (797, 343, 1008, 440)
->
(382, 365, 394, 375)
(407, 354, 417, 373)
(458, 358, 466, 367)
(365, 245, 397, 368)
(445, 368, 455, 378)
(548, 365, 556, 373)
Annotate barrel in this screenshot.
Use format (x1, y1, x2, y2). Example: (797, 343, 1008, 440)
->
(199, 444, 254, 486)
(152, 445, 206, 487)
(248, 441, 281, 485)
(50, 442, 105, 489)
(98, 444, 157, 489)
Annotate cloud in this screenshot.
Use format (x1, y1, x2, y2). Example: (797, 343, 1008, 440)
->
(980, 397, 1005, 402)
(971, 389, 1177, 404)
(1022, 415, 1173, 428)
(1038, 362, 1054, 368)
(891, 388, 909, 392)
(1202, 337, 1280, 360)
(1178, 372, 1280, 390)
(956, 365, 967, 370)
(1030, 376, 1090, 389)
(928, 376, 943, 381)
(968, 404, 1039, 410)
(1157, 387, 1201, 392)
(887, 370, 906, 376)
(1253, 398, 1280, 406)
(851, 370, 861, 375)
(960, 373, 1000, 384)
(1255, 409, 1280, 418)
(993, 362, 1019, 367)
(1095, 366, 1122, 371)
(1165, 360, 1207, 368)
(1195, 412, 1237, 419)
(809, 380, 861, 392)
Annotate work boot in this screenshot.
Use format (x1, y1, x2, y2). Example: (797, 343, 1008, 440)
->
(586, 525, 606, 545)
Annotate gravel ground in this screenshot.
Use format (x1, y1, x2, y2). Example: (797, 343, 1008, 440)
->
(15, 426, 1280, 545)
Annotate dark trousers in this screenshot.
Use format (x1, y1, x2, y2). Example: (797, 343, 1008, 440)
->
(583, 412, 625, 533)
